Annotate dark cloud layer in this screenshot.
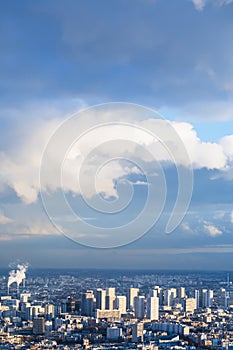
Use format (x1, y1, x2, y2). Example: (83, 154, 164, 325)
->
(1, 0, 233, 115)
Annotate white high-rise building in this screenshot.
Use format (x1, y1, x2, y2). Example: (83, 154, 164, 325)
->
(127, 288, 139, 310)
(164, 288, 177, 306)
(134, 296, 145, 319)
(184, 298, 196, 314)
(45, 304, 55, 319)
(200, 289, 213, 308)
(106, 288, 116, 310)
(146, 296, 159, 320)
(107, 288, 115, 297)
(177, 287, 185, 299)
(115, 296, 127, 314)
(207, 290, 214, 307)
(201, 289, 208, 308)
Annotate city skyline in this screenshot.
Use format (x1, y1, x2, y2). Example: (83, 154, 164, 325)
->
(0, 1, 233, 268)
(0, 268, 232, 347)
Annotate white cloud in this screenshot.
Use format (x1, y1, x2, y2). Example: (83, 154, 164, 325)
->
(192, 0, 207, 11)
(18, 222, 59, 236)
(195, 62, 215, 79)
(0, 213, 13, 224)
(192, 0, 233, 11)
(171, 122, 227, 169)
(181, 222, 193, 233)
(132, 180, 148, 185)
(219, 135, 233, 162)
(213, 211, 225, 220)
(204, 223, 222, 237)
(0, 105, 233, 204)
(0, 235, 12, 241)
(0, 118, 60, 203)
(0, 220, 59, 237)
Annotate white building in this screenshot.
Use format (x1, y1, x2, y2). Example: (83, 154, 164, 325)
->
(106, 288, 116, 310)
(127, 287, 139, 310)
(185, 298, 197, 314)
(115, 295, 127, 314)
(146, 296, 159, 320)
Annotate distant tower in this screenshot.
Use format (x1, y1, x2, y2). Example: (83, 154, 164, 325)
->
(96, 289, 106, 310)
(177, 287, 185, 299)
(134, 296, 145, 319)
(227, 273, 230, 288)
(105, 288, 116, 310)
(81, 290, 94, 316)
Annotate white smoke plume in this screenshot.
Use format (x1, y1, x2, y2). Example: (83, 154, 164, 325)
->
(8, 263, 28, 289)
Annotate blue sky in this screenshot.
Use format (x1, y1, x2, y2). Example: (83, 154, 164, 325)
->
(1, 0, 233, 269)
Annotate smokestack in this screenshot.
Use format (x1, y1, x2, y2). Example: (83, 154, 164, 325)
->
(8, 263, 28, 294)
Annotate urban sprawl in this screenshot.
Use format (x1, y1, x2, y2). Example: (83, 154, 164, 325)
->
(0, 269, 233, 350)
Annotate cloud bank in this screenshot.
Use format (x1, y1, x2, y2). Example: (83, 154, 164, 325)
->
(0, 111, 233, 204)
